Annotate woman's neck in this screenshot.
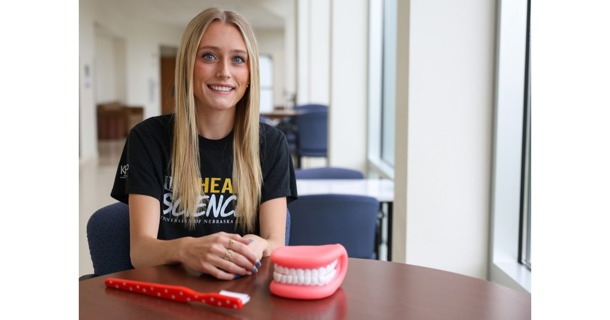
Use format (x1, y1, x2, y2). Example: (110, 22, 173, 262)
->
(196, 108, 236, 140)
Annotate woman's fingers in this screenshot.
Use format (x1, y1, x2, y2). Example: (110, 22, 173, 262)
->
(223, 235, 258, 266)
(188, 232, 261, 280)
(199, 233, 257, 278)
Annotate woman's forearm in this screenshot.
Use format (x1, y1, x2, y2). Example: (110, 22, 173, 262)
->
(130, 236, 189, 268)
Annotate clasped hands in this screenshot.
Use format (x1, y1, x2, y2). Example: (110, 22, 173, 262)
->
(180, 232, 265, 280)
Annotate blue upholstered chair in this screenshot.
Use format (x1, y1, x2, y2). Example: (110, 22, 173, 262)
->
(275, 104, 328, 162)
(82, 202, 291, 279)
(295, 167, 364, 180)
(294, 110, 328, 168)
(294, 103, 328, 113)
(85, 202, 133, 278)
(288, 194, 379, 259)
(275, 119, 298, 154)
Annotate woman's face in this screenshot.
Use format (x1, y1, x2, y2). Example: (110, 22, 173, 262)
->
(193, 21, 250, 112)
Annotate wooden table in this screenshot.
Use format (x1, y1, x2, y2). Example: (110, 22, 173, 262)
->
(80, 258, 530, 319)
(297, 179, 395, 261)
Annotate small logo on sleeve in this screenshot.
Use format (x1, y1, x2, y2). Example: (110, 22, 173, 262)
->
(120, 164, 129, 179)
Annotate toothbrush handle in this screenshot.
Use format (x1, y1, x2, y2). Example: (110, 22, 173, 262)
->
(104, 278, 243, 309)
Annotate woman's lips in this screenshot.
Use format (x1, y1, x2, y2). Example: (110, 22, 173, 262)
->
(208, 85, 234, 92)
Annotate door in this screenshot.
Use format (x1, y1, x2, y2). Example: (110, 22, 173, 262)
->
(160, 56, 176, 114)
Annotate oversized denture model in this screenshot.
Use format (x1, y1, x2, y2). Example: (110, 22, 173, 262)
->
(269, 244, 348, 300)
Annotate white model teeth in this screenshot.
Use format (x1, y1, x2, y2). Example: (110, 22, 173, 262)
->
(273, 259, 338, 286)
(210, 85, 232, 92)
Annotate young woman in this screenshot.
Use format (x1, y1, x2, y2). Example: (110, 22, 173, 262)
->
(111, 8, 297, 280)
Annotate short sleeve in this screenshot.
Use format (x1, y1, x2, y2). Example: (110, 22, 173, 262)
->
(110, 116, 172, 204)
(260, 123, 298, 204)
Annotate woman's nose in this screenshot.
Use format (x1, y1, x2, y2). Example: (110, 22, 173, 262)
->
(216, 59, 230, 79)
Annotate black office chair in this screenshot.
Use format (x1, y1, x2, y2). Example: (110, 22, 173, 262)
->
(288, 194, 379, 259)
(82, 202, 292, 280)
(294, 110, 328, 168)
(295, 167, 364, 179)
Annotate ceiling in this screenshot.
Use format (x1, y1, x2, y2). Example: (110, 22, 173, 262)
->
(98, 0, 286, 30)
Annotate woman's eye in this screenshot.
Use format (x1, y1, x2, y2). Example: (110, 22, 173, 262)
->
(232, 56, 246, 63)
(202, 53, 215, 61)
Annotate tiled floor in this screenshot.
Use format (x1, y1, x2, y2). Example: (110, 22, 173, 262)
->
(79, 139, 124, 277)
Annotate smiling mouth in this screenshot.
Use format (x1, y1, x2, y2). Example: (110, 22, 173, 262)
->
(208, 85, 234, 92)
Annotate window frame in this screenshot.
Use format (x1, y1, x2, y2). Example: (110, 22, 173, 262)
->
(519, 7, 531, 269)
(367, 0, 395, 180)
(489, 0, 531, 293)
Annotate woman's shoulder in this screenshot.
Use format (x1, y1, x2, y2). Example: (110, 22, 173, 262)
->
(126, 114, 174, 148)
(259, 122, 286, 143)
(131, 114, 174, 136)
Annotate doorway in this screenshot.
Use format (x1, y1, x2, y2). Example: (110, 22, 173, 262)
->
(160, 46, 177, 115)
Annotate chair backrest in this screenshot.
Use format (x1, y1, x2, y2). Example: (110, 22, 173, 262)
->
(275, 118, 298, 153)
(259, 115, 274, 125)
(295, 167, 365, 179)
(294, 110, 328, 157)
(86, 202, 133, 276)
(288, 194, 379, 259)
(87, 202, 292, 277)
(294, 103, 328, 114)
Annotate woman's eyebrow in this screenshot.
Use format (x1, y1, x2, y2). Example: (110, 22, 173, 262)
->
(198, 45, 247, 55)
(231, 49, 248, 56)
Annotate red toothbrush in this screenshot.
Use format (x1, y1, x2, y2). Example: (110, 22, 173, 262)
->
(104, 277, 250, 310)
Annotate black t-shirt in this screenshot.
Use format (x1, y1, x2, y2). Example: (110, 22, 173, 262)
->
(111, 114, 297, 239)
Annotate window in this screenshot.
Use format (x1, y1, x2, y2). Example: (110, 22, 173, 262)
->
(519, 4, 531, 269)
(489, 0, 531, 293)
(367, 0, 396, 179)
(380, 0, 397, 168)
(259, 55, 274, 113)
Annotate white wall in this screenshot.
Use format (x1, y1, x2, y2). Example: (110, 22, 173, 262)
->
(329, 0, 369, 170)
(258, 0, 298, 106)
(393, 0, 496, 279)
(256, 29, 285, 108)
(297, 0, 330, 105)
(79, 0, 97, 163)
(95, 32, 126, 103)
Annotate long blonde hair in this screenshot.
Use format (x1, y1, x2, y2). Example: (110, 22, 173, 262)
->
(171, 8, 262, 232)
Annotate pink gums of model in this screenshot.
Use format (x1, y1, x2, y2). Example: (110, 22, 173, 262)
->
(269, 244, 348, 300)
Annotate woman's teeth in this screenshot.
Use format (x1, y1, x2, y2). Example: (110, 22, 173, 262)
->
(210, 85, 232, 92)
